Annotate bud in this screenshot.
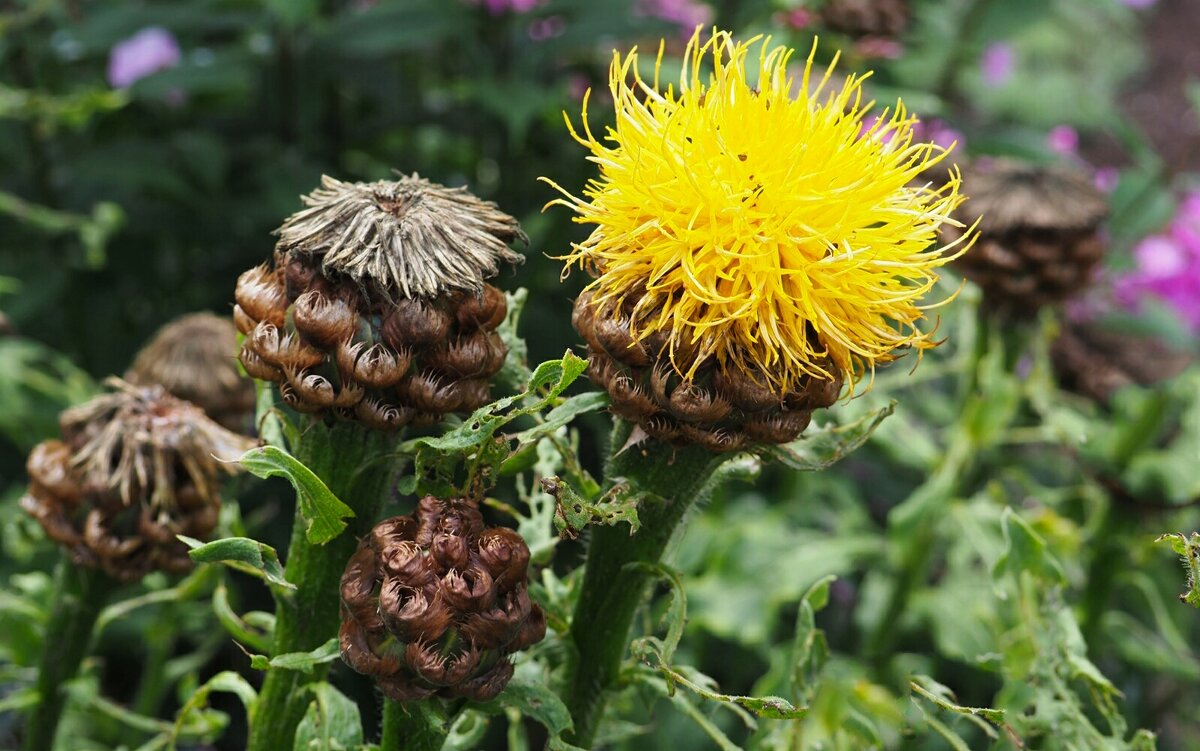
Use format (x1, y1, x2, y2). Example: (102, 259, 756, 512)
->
(236, 175, 525, 428)
(20, 380, 254, 581)
(125, 312, 256, 432)
(1051, 321, 1191, 405)
(945, 159, 1108, 314)
(338, 496, 546, 702)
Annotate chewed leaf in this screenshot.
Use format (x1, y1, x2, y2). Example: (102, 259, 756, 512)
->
(765, 402, 894, 471)
(239, 445, 355, 545)
(1156, 532, 1200, 608)
(544, 476, 640, 538)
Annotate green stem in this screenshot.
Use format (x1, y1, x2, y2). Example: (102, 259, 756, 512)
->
(24, 561, 116, 751)
(380, 699, 447, 751)
(131, 604, 175, 721)
(247, 420, 399, 751)
(564, 423, 731, 747)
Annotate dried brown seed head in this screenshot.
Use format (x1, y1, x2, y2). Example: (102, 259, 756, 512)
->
(275, 174, 526, 301)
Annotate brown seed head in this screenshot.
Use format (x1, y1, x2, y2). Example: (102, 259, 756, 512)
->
(22, 379, 254, 581)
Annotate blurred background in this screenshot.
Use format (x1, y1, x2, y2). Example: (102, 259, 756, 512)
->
(3, 0, 1200, 749)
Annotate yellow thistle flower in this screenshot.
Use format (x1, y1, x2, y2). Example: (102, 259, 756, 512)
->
(543, 30, 974, 393)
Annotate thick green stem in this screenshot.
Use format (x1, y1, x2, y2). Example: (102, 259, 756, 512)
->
(24, 561, 116, 751)
(380, 699, 447, 751)
(247, 421, 399, 751)
(564, 424, 730, 747)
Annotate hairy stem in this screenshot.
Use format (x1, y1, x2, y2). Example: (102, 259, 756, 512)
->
(24, 561, 116, 751)
(247, 420, 398, 751)
(563, 422, 730, 747)
(380, 698, 447, 751)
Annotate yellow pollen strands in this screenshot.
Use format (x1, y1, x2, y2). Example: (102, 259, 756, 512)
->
(543, 29, 976, 394)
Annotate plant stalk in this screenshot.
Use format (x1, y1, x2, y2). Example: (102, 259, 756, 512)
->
(380, 698, 447, 751)
(563, 422, 730, 747)
(24, 560, 116, 751)
(247, 420, 398, 751)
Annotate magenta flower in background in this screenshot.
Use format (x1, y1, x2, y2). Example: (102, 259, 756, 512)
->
(1115, 192, 1200, 331)
(980, 42, 1015, 87)
(478, 0, 541, 14)
(636, 0, 712, 37)
(776, 8, 815, 30)
(107, 27, 181, 89)
(1046, 125, 1080, 156)
(1121, 0, 1156, 8)
(1093, 167, 1120, 193)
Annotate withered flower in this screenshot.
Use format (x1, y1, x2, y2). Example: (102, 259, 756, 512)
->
(21, 379, 254, 582)
(944, 158, 1108, 314)
(339, 497, 546, 702)
(1051, 321, 1192, 406)
(236, 174, 525, 428)
(821, 0, 909, 40)
(125, 312, 256, 432)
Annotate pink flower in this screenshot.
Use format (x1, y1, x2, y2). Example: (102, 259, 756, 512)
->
(1093, 167, 1119, 193)
(914, 118, 964, 151)
(1116, 200, 1200, 331)
(980, 43, 1015, 87)
(478, 0, 541, 14)
(776, 8, 814, 30)
(107, 27, 181, 89)
(1121, 0, 1156, 8)
(636, 0, 712, 38)
(1046, 125, 1079, 156)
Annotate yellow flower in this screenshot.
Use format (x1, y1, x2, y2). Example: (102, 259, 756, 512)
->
(544, 30, 974, 393)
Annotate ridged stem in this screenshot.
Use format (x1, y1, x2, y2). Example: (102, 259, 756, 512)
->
(24, 560, 116, 751)
(564, 422, 731, 747)
(380, 698, 447, 751)
(247, 420, 399, 751)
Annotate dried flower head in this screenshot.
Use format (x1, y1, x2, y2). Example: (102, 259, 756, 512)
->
(545, 31, 971, 396)
(21, 379, 254, 581)
(125, 312, 255, 432)
(945, 159, 1108, 313)
(339, 497, 546, 702)
(276, 174, 526, 301)
(236, 175, 523, 427)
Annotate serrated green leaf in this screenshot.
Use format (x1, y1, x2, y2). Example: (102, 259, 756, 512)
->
(1155, 532, 1200, 608)
(765, 402, 894, 471)
(239, 445, 355, 544)
(294, 682, 364, 750)
(180, 535, 295, 592)
(910, 676, 1005, 729)
(481, 676, 574, 738)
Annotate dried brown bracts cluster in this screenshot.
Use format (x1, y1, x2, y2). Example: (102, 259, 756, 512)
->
(125, 312, 255, 433)
(944, 159, 1108, 314)
(1051, 321, 1192, 406)
(820, 0, 909, 39)
(573, 291, 843, 452)
(21, 381, 253, 581)
(339, 497, 546, 702)
(235, 175, 524, 429)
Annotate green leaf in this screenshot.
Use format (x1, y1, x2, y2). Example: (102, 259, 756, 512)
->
(249, 638, 340, 675)
(401, 351, 591, 496)
(544, 476, 640, 539)
(294, 682, 364, 750)
(212, 583, 273, 653)
(239, 445, 355, 545)
(765, 402, 894, 471)
(910, 676, 1006, 728)
(789, 576, 834, 702)
(172, 671, 257, 745)
(180, 536, 296, 592)
(483, 676, 574, 738)
(1156, 533, 1200, 608)
(991, 508, 1066, 587)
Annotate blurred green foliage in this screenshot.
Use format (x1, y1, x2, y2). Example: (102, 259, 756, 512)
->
(2, 0, 1200, 749)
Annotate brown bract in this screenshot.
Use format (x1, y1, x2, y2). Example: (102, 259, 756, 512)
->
(945, 159, 1109, 314)
(125, 312, 255, 432)
(573, 290, 843, 452)
(20, 379, 254, 581)
(821, 0, 909, 38)
(339, 497, 546, 702)
(236, 174, 523, 429)
(1051, 321, 1192, 405)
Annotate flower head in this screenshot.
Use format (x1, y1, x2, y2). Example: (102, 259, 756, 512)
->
(545, 30, 971, 393)
(107, 27, 181, 89)
(980, 42, 1015, 87)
